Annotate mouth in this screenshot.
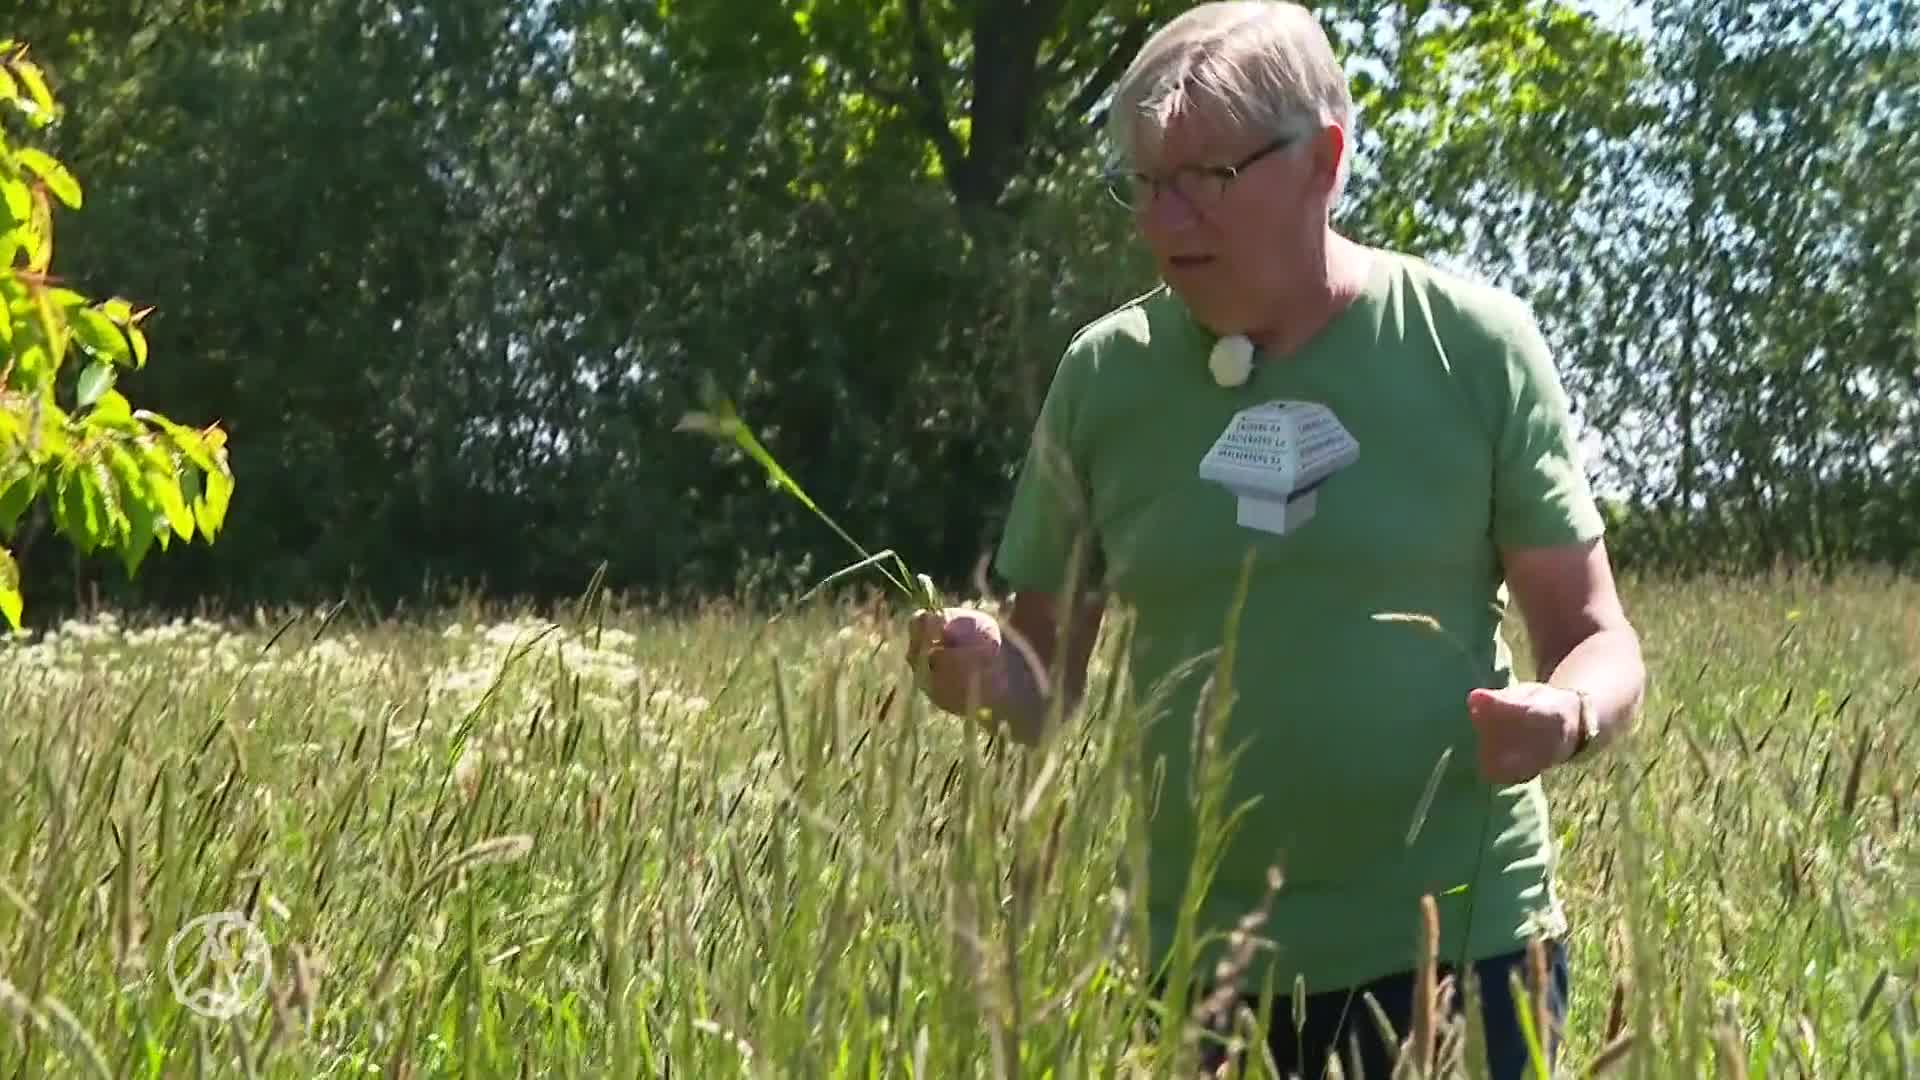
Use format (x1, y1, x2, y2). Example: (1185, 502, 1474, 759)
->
(1166, 254, 1216, 270)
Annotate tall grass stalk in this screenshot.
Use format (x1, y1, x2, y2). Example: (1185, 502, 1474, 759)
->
(0, 570, 1913, 1075)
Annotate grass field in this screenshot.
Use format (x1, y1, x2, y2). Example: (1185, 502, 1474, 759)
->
(0, 569, 1916, 1078)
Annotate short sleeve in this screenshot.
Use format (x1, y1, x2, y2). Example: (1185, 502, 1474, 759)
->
(1489, 303, 1607, 549)
(993, 339, 1104, 594)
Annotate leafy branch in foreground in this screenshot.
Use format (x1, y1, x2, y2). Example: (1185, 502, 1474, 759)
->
(0, 40, 235, 631)
(676, 390, 940, 612)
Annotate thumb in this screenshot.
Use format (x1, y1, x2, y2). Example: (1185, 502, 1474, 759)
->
(1466, 686, 1513, 724)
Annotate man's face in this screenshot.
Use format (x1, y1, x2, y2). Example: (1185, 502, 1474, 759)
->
(1123, 108, 1325, 336)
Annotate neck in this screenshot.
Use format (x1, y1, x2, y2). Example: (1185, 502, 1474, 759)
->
(1245, 231, 1372, 356)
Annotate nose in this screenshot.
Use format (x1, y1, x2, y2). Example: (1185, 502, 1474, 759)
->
(1138, 185, 1202, 240)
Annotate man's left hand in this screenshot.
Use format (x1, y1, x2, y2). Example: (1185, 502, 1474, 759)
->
(1465, 683, 1582, 783)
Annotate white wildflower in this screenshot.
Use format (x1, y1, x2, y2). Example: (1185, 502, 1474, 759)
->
(305, 639, 359, 670)
(59, 618, 108, 644)
(482, 618, 553, 648)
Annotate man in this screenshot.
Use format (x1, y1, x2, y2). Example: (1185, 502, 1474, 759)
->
(906, 2, 1646, 1076)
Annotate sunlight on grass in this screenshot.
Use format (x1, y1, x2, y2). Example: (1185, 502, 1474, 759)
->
(0, 569, 1914, 1076)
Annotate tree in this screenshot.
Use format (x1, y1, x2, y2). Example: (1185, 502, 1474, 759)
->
(1518, 0, 1920, 571)
(0, 41, 233, 630)
(644, 0, 1170, 215)
(650, 0, 1645, 227)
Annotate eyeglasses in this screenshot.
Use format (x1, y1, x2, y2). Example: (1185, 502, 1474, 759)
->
(1101, 132, 1303, 212)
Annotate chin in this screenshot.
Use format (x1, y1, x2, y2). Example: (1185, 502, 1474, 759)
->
(1168, 292, 1247, 337)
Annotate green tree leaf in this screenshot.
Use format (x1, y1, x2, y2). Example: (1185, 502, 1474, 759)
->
(73, 309, 131, 365)
(86, 389, 136, 430)
(0, 466, 36, 534)
(136, 411, 216, 472)
(146, 463, 194, 542)
(196, 465, 233, 540)
(104, 442, 148, 510)
(90, 457, 128, 544)
(120, 502, 155, 578)
(23, 179, 49, 269)
(26, 400, 72, 458)
(55, 462, 102, 552)
(1, 178, 28, 223)
(76, 360, 115, 408)
(43, 287, 87, 311)
(9, 56, 55, 127)
(12, 343, 49, 387)
(14, 148, 80, 209)
(0, 545, 20, 631)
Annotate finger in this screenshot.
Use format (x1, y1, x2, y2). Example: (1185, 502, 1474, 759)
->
(907, 611, 942, 662)
(1467, 687, 1531, 729)
(917, 639, 949, 680)
(912, 642, 945, 698)
(1468, 686, 1517, 712)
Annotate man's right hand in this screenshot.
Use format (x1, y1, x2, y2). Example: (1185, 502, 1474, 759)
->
(906, 607, 1013, 717)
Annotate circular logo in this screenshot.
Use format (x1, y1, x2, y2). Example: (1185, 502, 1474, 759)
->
(165, 912, 273, 1020)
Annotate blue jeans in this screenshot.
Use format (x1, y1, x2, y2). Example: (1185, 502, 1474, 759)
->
(1191, 939, 1569, 1079)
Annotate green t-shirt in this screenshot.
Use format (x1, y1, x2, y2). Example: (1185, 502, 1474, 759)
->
(994, 249, 1606, 995)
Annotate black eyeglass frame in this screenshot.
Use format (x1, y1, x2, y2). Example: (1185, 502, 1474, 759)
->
(1100, 131, 1305, 211)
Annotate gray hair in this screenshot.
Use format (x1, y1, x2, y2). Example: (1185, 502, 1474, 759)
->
(1106, 1, 1355, 204)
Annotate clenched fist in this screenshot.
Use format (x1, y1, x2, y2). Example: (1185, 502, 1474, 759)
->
(1466, 683, 1585, 783)
(906, 607, 1012, 717)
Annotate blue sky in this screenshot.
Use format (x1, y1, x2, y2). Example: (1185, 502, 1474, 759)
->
(1580, 0, 1657, 37)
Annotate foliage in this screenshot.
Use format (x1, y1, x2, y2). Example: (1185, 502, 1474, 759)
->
(0, 41, 232, 631)
(0, 0, 1911, 620)
(1481, 0, 1920, 573)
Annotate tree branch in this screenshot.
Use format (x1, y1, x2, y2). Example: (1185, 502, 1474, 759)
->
(901, 0, 966, 189)
(856, 75, 921, 118)
(1066, 15, 1150, 136)
(1027, 12, 1153, 178)
(957, 0, 1069, 208)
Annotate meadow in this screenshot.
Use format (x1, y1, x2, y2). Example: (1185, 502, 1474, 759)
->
(0, 569, 1915, 1078)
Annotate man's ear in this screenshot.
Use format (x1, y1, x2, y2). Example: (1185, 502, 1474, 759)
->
(1311, 122, 1349, 201)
